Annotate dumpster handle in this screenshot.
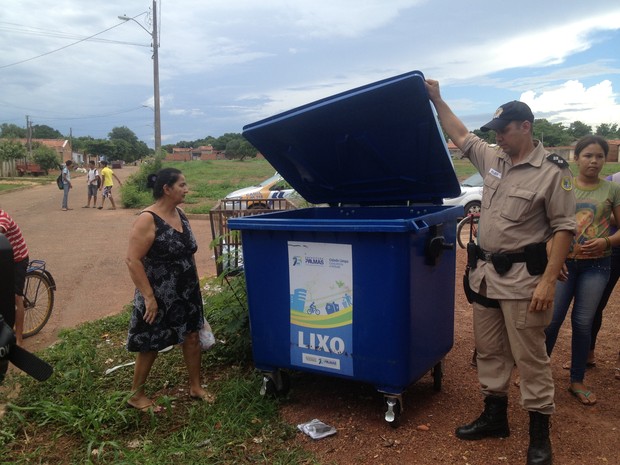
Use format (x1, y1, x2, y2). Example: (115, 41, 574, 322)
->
(408, 219, 429, 233)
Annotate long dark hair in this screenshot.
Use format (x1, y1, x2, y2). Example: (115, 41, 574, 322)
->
(147, 168, 183, 199)
(574, 135, 609, 158)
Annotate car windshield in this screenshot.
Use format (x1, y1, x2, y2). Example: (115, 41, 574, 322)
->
(257, 173, 281, 187)
(461, 172, 483, 187)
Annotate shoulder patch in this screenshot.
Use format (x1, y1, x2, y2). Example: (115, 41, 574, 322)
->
(561, 176, 573, 191)
(546, 153, 569, 168)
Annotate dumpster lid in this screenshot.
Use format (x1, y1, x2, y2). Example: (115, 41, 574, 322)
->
(242, 70, 461, 206)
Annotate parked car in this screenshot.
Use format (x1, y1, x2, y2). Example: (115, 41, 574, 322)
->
(224, 173, 296, 209)
(442, 172, 483, 216)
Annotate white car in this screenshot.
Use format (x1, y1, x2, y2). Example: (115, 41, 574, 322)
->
(224, 173, 296, 209)
(442, 172, 483, 216)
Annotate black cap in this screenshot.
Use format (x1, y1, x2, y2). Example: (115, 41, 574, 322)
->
(480, 101, 534, 132)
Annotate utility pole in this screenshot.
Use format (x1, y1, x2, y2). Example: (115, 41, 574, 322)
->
(152, 0, 161, 155)
(69, 128, 74, 164)
(118, 0, 161, 155)
(26, 115, 32, 158)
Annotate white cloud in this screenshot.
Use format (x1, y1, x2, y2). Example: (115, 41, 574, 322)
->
(522, 80, 618, 128)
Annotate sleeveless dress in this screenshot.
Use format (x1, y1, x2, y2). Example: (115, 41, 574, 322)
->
(127, 208, 203, 352)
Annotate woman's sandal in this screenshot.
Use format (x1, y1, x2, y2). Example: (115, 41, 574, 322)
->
(190, 392, 216, 403)
(567, 386, 597, 405)
(126, 400, 164, 413)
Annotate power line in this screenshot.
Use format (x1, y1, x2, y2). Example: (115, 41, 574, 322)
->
(0, 21, 148, 69)
(0, 21, 143, 46)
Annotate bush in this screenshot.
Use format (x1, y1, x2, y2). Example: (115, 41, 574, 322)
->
(120, 157, 162, 208)
(0, 140, 26, 161)
(33, 145, 60, 171)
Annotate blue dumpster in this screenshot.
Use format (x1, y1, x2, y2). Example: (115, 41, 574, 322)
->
(228, 71, 463, 424)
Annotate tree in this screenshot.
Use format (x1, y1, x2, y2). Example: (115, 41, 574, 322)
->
(135, 141, 150, 160)
(85, 139, 116, 160)
(72, 136, 94, 155)
(0, 123, 26, 139)
(31, 124, 63, 139)
(567, 121, 592, 140)
(225, 139, 257, 160)
(532, 119, 572, 147)
(0, 139, 26, 161)
(213, 133, 239, 151)
(108, 126, 145, 162)
(112, 139, 132, 162)
(32, 145, 60, 170)
(595, 123, 619, 139)
(109, 126, 139, 146)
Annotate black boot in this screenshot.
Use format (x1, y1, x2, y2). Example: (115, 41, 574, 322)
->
(455, 395, 510, 440)
(527, 412, 552, 465)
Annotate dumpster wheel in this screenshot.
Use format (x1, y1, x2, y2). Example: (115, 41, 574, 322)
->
(383, 394, 403, 428)
(431, 361, 443, 392)
(260, 370, 290, 397)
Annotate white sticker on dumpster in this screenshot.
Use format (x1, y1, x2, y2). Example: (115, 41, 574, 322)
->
(289, 241, 353, 376)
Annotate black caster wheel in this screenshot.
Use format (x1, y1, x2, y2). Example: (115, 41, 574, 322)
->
(260, 370, 290, 397)
(431, 361, 443, 392)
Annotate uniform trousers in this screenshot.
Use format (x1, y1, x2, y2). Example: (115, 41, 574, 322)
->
(473, 282, 555, 415)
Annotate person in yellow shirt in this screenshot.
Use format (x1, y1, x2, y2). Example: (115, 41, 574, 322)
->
(98, 161, 123, 210)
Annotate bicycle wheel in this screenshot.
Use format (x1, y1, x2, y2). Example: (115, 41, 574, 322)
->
(22, 271, 54, 338)
(456, 215, 480, 249)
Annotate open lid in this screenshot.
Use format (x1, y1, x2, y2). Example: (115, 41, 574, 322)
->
(242, 71, 461, 205)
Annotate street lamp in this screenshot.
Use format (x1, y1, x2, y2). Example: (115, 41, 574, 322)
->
(119, 0, 161, 154)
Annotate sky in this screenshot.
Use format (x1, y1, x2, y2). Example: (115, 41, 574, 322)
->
(1, 0, 620, 149)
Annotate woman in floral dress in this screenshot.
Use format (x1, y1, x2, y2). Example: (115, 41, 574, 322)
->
(125, 168, 208, 410)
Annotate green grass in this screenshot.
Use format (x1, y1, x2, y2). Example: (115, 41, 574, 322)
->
(0, 281, 319, 465)
(118, 158, 279, 214)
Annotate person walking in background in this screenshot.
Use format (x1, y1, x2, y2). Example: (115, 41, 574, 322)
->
(98, 160, 122, 210)
(83, 160, 100, 208)
(125, 168, 208, 411)
(425, 79, 575, 465)
(590, 170, 620, 382)
(545, 136, 620, 405)
(61, 159, 73, 211)
(0, 208, 29, 346)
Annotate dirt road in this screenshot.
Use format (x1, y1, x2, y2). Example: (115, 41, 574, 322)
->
(0, 166, 216, 353)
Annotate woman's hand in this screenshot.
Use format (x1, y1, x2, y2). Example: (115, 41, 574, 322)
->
(143, 295, 158, 324)
(580, 238, 607, 256)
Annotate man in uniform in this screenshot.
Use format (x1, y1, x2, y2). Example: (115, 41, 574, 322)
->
(425, 79, 576, 465)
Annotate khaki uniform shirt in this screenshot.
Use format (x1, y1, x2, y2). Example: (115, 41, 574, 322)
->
(461, 133, 576, 299)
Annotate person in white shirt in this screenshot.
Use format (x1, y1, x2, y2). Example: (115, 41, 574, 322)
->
(83, 160, 101, 208)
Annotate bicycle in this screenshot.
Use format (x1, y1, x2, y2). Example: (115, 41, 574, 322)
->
(456, 212, 480, 249)
(22, 259, 56, 338)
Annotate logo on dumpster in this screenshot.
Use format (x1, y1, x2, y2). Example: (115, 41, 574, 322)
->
(298, 331, 345, 354)
(304, 256, 324, 266)
(288, 240, 353, 376)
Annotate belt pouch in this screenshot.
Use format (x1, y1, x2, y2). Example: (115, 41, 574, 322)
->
(524, 242, 547, 275)
(491, 253, 512, 275)
(467, 242, 478, 269)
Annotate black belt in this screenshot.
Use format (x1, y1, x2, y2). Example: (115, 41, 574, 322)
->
(476, 246, 527, 276)
(476, 247, 526, 263)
